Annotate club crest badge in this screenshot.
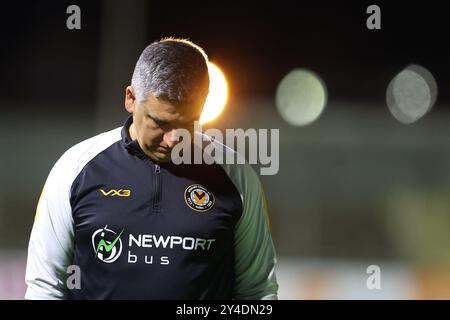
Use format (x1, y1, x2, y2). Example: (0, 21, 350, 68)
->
(184, 184, 215, 212)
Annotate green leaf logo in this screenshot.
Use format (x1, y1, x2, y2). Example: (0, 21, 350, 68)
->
(92, 225, 124, 263)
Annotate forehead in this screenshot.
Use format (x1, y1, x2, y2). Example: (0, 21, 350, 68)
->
(140, 94, 202, 123)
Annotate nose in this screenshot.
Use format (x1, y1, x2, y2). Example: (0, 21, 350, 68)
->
(163, 128, 179, 149)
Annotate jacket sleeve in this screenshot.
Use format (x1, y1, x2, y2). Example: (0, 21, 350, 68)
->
(25, 152, 75, 300)
(232, 164, 279, 299)
(24, 127, 123, 299)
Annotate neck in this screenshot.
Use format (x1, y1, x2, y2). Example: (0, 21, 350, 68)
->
(129, 122, 137, 140)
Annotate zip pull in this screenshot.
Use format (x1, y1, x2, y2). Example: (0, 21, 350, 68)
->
(155, 164, 160, 174)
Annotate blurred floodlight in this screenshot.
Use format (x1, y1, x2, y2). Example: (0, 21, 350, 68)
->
(386, 64, 438, 124)
(200, 62, 228, 124)
(275, 69, 327, 126)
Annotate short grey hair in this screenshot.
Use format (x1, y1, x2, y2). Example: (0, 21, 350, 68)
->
(131, 37, 210, 107)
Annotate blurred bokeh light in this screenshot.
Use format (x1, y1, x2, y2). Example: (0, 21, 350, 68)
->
(276, 69, 327, 126)
(386, 64, 438, 124)
(200, 62, 228, 124)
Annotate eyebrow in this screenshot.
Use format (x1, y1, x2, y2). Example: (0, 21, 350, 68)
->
(147, 113, 170, 126)
(147, 113, 198, 127)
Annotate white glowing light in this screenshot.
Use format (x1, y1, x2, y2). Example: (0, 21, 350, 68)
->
(386, 64, 438, 124)
(276, 69, 327, 126)
(200, 62, 228, 124)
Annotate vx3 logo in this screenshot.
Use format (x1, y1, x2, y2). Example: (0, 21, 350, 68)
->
(100, 189, 131, 197)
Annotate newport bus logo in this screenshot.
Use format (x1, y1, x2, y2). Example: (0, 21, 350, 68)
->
(92, 225, 124, 263)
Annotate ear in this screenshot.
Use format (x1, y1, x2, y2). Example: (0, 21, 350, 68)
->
(125, 86, 136, 113)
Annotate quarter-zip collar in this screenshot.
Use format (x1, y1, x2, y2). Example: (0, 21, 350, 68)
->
(121, 115, 150, 160)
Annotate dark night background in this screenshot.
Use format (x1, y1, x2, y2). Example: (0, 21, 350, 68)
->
(0, 0, 448, 106)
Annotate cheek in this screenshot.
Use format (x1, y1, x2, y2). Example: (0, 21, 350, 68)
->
(140, 126, 163, 145)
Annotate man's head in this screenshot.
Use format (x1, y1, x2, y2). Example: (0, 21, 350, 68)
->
(125, 38, 210, 162)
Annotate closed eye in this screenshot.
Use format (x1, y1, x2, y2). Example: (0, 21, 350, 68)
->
(147, 114, 170, 127)
(147, 113, 198, 130)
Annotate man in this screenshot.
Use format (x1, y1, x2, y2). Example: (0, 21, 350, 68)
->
(25, 38, 279, 299)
